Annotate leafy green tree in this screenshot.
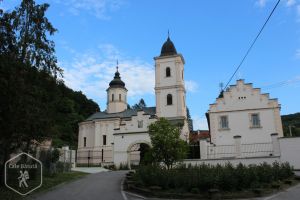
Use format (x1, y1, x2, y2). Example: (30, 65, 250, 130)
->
(148, 118, 188, 169)
(0, 0, 61, 75)
(0, 0, 100, 184)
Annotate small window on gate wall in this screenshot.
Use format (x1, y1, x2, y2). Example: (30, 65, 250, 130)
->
(167, 94, 173, 105)
(166, 67, 171, 77)
(103, 135, 107, 145)
(83, 137, 87, 147)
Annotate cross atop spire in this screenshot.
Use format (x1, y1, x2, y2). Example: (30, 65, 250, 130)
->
(167, 29, 170, 38)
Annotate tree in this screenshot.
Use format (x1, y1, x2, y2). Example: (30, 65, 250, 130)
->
(132, 98, 146, 110)
(148, 118, 188, 169)
(0, 0, 61, 75)
(0, 0, 99, 184)
(186, 107, 193, 131)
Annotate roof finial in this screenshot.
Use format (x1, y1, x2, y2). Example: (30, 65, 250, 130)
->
(116, 59, 119, 72)
(167, 29, 170, 38)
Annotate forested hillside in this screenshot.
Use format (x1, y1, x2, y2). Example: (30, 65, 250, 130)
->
(281, 113, 300, 137)
(0, 0, 99, 180)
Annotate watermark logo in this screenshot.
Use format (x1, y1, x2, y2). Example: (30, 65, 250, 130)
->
(5, 153, 42, 195)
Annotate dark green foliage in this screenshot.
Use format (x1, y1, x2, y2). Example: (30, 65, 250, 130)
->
(0, 0, 99, 184)
(132, 98, 146, 110)
(0, 0, 61, 75)
(133, 162, 294, 192)
(281, 113, 300, 137)
(148, 118, 188, 169)
(186, 107, 193, 131)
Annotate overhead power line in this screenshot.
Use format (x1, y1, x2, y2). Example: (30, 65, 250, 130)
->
(223, 0, 281, 90)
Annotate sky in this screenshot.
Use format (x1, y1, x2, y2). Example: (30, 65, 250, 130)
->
(1, 0, 300, 130)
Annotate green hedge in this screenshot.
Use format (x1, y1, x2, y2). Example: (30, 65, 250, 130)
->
(133, 162, 294, 192)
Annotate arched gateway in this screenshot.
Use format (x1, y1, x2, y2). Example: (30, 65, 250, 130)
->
(127, 141, 151, 168)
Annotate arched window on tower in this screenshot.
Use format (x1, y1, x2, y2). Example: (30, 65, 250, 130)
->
(119, 94, 121, 101)
(112, 94, 114, 101)
(166, 67, 171, 77)
(167, 94, 173, 105)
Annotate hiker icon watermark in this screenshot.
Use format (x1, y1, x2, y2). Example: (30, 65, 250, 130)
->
(5, 153, 42, 195)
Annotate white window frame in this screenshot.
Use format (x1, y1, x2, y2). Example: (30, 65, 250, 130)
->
(138, 120, 143, 128)
(250, 113, 261, 128)
(219, 115, 229, 130)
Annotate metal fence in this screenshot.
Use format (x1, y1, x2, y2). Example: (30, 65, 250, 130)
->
(76, 149, 113, 166)
(241, 142, 273, 157)
(207, 142, 273, 159)
(207, 144, 236, 159)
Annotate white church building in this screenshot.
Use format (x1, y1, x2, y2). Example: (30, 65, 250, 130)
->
(77, 36, 190, 167)
(77, 36, 286, 167)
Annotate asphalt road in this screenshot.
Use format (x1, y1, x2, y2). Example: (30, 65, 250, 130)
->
(30, 171, 127, 200)
(28, 171, 300, 200)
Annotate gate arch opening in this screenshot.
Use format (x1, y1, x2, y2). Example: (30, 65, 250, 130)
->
(127, 141, 151, 168)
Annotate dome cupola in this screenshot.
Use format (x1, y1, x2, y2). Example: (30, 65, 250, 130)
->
(109, 67, 125, 88)
(160, 35, 177, 57)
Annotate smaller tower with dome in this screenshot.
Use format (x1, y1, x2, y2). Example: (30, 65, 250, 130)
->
(106, 65, 128, 113)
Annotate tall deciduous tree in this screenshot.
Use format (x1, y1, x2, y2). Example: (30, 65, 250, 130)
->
(148, 118, 188, 169)
(0, 0, 100, 184)
(0, 0, 61, 75)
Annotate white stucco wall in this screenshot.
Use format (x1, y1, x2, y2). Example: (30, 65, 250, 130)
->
(154, 55, 187, 120)
(208, 80, 283, 145)
(279, 137, 300, 170)
(107, 87, 127, 113)
(113, 132, 151, 167)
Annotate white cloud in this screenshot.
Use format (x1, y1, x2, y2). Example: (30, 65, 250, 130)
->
(54, 0, 124, 19)
(256, 0, 298, 8)
(286, 0, 296, 7)
(61, 44, 199, 107)
(193, 115, 208, 130)
(62, 48, 154, 102)
(256, 0, 268, 8)
(185, 80, 199, 93)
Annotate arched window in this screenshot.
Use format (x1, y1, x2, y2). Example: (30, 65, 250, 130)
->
(166, 67, 171, 77)
(119, 94, 121, 101)
(167, 94, 173, 105)
(112, 94, 114, 101)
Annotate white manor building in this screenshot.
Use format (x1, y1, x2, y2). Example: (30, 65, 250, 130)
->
(77, 36, 190, 167)
(207, 79, 283, 146)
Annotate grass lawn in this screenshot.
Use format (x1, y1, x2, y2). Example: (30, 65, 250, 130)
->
(0, 171, 88, 200)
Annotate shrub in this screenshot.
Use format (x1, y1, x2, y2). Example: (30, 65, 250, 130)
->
(133, 162, 294, 192)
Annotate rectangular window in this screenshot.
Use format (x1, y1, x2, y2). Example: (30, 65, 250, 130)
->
(220, 116, 229, 129)
(103, 135, 107, 145)
(119, 94, 121, 101)
(250, 113, 261, 127)
(138, 120, 143, 128)
(83, 137, 87, 147)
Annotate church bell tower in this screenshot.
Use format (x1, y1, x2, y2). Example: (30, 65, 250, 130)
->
(154, 35, 188, 137)
(106, 66, 128, 113)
